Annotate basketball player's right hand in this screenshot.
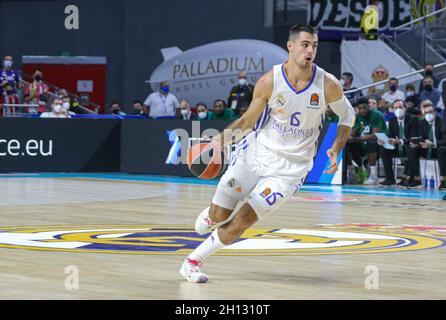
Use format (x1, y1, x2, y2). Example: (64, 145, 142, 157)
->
(324, 149, 338, 174)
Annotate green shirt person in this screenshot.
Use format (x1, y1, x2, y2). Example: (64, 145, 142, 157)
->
(349, 97, 388, 185)
(207, 99, 237, 121)
(354, 106, 388, 136)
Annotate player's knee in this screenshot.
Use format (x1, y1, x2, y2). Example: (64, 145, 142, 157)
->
(209, 203, 232, 222)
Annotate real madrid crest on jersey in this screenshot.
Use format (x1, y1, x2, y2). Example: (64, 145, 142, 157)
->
(276, 95, 285, 106)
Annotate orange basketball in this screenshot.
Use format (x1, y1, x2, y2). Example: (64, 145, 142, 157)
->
(186, 141, 226, 179)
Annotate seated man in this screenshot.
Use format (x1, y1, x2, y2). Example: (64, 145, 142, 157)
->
(196, 102, 209, 121)
(378, 99, 419, 186)
(40, 97, 71, 118)
(177, 100, 197, 120)
(347, 97, 387, 185)
(207, 99, 237, 121)
(407, 101, 445, 188)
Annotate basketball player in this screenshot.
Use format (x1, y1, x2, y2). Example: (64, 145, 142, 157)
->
(180, 25, 355, 283)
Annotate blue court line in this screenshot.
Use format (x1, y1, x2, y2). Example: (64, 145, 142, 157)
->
(0, 173, 445, 201)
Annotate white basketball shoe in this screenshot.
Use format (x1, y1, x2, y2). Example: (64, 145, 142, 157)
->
(195, 206, 217, 235)
(179, 258, 209, 283)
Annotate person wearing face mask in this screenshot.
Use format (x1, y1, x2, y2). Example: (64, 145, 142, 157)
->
(377, 100, 419, 186)
(0, 56, 22, 116)
(227, 71, 254, 115)
(195, 102, 209, 121)
(404, 83, 420, 106)
(24, 69, 49, 115)
(407, 101, 445, 188)
(381, 78, 405, 112)
(419, 76, 441, 110)
(177, 100, 197, 120)
(144, 81, 179, 119)
(40, 98, 71, 118)
(418, 63, 438, 92)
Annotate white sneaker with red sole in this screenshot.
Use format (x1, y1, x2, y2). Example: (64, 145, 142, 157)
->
(179, 258, 209, 283)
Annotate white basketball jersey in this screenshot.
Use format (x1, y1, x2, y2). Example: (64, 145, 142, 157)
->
(255, 62, 328, 162)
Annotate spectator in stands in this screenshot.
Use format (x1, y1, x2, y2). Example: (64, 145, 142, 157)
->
(40, 97, 71, 118)
(405, 95, 420, 116)
(340, 72, 362, 102)
(368, 98, 378, 110)
(144, 81, 179, 119)
(325, 105, 339, 123)
(58, 88, 68, 98)
(378, 99, 419, 186)
(407, 101, 444, 188)
(131, 100, 146, 116)
(419, 63, 438, 91)
(110, 101, 126, 116)
(419, 75, 441, 110)
(177, 100, 197, 120)
(196, 102, 209, 121)
(347, 97, 387, 185)
(61, 95, 75, 116)
(381, 78, 405, 111)
(207, 99, 237, 121)
(404, 83, 420, 106)
(227, 71, 254, 115)
(0, 56, 22, 116)
(24, 69, 49, 115)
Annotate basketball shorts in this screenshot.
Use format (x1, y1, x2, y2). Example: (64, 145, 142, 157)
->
(212, 132, 312, 220)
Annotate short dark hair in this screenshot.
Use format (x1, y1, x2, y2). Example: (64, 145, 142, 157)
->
(342, 72, 353, 82)
(289, 24, 316, 40)
(132, 100, 143, 105)
(389, 77, 398, 83)
(111, 101, 120, 106)
(423, 75, 434, 81)
(196, 102, 208, 109)
(213, 99, 226, 108)
(356, 97, 369, 107)
(392, 99, 404, 107)
(405, 83, 415, 90)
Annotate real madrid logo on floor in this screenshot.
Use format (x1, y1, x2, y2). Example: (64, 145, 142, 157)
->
(0, 224, 444, 256)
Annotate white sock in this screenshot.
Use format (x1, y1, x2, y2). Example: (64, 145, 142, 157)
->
(370, 165, 377, 179)
(188, 229, 225, 262)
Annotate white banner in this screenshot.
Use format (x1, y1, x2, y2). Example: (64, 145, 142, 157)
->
(341, 39, 423, 94)
(148, 40, 288, 107)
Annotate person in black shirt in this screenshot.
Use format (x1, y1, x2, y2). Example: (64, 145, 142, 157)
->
(227, 71, 254, 115)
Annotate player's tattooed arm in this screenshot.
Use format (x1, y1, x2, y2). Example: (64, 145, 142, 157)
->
(324, 73, 355, 173)
(213, 70, 274, 146)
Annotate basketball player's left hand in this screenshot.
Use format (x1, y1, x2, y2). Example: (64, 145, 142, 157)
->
(324, 149, 338, 174)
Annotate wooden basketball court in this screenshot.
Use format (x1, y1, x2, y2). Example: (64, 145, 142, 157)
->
(0, 174, 445, 299)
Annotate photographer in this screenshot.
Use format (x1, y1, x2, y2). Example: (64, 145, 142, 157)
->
(24, 69, 49, 114)
(407, 100, 445, 189)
